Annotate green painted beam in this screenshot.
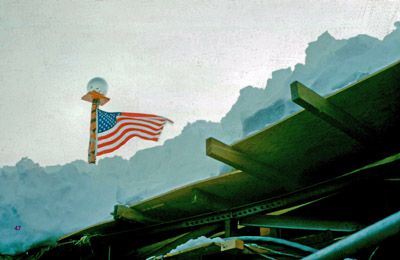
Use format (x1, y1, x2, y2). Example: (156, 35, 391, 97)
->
(206, 137, 285, 185)
(240, 215, 366, 232)
(290, 81, 378, 144)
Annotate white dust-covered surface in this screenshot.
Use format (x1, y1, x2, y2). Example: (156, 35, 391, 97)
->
(1, 23, 400, 255)
(167, 236, 225, 255)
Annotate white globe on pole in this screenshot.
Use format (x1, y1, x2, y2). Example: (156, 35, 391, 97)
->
(87, 77, 108, 96)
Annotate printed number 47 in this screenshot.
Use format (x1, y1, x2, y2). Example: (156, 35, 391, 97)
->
(15, 225, 21, 231)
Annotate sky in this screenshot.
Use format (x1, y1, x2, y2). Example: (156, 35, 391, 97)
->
(0, 0, 399, 167)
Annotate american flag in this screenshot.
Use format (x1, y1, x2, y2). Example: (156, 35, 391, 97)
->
(96, 109, 173, 156)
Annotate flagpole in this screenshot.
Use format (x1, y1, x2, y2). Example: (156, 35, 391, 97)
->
(88, 98, 100, 164)
(82, 78, 110, 164)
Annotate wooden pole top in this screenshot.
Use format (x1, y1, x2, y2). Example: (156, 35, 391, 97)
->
(81, 91, 110, 106)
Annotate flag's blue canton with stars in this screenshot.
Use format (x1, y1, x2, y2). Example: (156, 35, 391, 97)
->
(98, 110, 120, 134)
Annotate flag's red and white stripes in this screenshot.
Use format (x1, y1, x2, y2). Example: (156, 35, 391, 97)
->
(96, 112, 173, 156)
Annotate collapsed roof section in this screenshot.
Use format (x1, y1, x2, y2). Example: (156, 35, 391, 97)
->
(49, 60, 400, 260)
